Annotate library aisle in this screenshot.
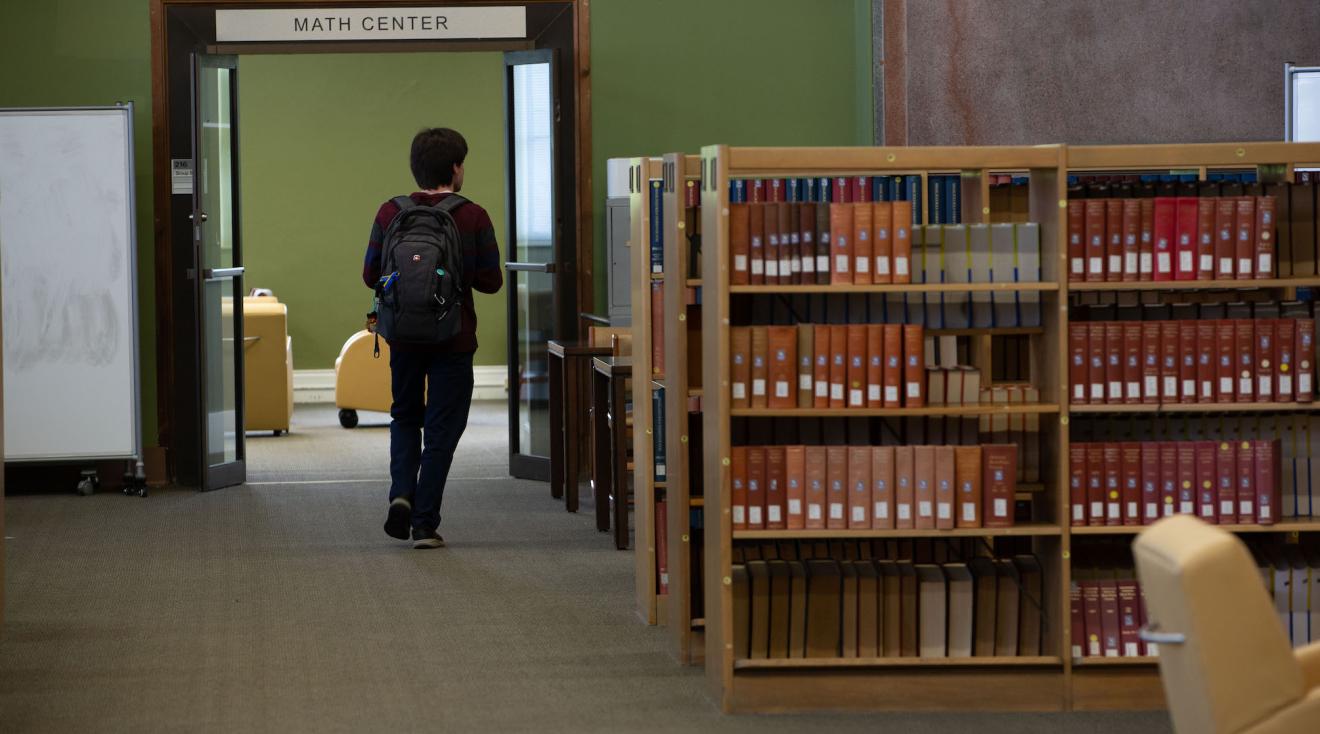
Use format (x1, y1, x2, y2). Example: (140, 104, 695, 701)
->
(0, 404, 1167, 731)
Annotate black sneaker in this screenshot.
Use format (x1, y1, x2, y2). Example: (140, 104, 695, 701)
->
(412, 527, 445, 550)
(384, 497, 412, 540)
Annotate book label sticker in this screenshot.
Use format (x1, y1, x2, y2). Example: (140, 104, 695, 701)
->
(808, 504, 822, 521)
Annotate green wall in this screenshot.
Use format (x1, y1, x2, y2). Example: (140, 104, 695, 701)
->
(0, 0, 157, 443)
(238, 52, 508, 369)
(589, 0, 873, 309)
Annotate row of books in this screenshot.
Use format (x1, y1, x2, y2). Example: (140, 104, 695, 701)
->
(730, 443, 1019, 531)
(1068, 175, 1318, 277)
(1068, 440, 1282, 527)
(726, 174, 963, 225)
(647, 176, 705, 275)
(988, 176, 1031, 224)
(1068, 319, 1315, 405)
(1068, 196, 1276, 282)
(727, 200, 913, 286)
(1261, 546, 1320, 648)
(733, 553, 1044, 660)
(1070, 571, 1154, 658)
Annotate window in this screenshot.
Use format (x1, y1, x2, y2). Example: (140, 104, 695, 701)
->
(512, 62, 553, 254)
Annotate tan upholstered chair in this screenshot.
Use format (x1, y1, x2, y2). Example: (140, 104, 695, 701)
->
(239, 298, 294, 434)
(333, 329, 392, 428)
(1133, 515, 1320, 733)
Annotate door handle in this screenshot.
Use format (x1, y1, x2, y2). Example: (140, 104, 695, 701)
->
(203, 267, 244, 280)
(505, 262, 556, 273)
(189, 212, 209, 222)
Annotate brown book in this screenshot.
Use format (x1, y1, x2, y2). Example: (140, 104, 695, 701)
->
(766, 446, 788, 530)
(1235, 197, 1256, 278)
(1139, 198, 1155, 280)
(1105, 198, 1124, 281)
(1196, 197, 1216, 280)
(1123, 322, 1143, 403)
(917, 564, 948, 657)
(1178, 321, 1197, 405)
(799, 203, 817, 283)
(1067, 199, 1085, 281)
(872, 446, 895, 530)
(813, 325, 830, 408)
(826, 446, 849, 529)
(767, 326, 797, 409)
(651, 282, 664, 376)
(1070, 443, 1087, 526)
(805, 559, 842, 658)
(1160, 320, 1180, 403)
(829, 325, 847, 409)
(883, 324, 903, 408)
(815, 201, 832, 284)
(750, 326, 769, 408)
(846, 324, 868, 408)
(1277, 319, 1296, 403)
(732, 564, 750, 659)
(1103, 442, 1122, 525)
(994, 559, 1021, 656)
(1121, 198, 1141, 281)
(853, 202, 874, 284)
(892, 200, 913, 283)
(1254, 439, 1282, 525)
(731, 327, 751, 409)
(866, 324, 884, 408)
(970, 558, 998, 656)
(804, 446, 828, 529)
(848, 446, 872, 529)
(903, 324, 925, 407)
(1142, 321, 1162, 404)
(1256, 319, 1276, 402)
(763, 202, 781, 284)
(1236, 320, 1255, 402)
(913, 445, 936, 530)
(788, 561, 808, 658)
(732, 446, 748, 531)
(954, 445, 982, 528)
(935, 445, 957, 530)
(747, 446, 767, 529)
(1106, 322, 1124, 406)
(894, 445, 915, 529)
(1088, 322, 1107, 403)
(1298, 318, 1315, 403)
(1014, 555, 1043, 656)
(748, 202, 765, 285)
(898, 561, 919, 657)
(877, 561, 901, 656)
(873, 201, 893, 283)
(1290, 181, 1316, 278)
(1197, 321, 1216, 403)
(1256, 195, 1277, 279)
(767, 560, 791, 658)
(1084, 199, 1106, 281)
(829, 203, 853, 284)
(730, 203, 750, 285)
(856, 561, 880, 658)
(796, 324, 814, 408)
(785, 445, 806, 530)
(1215, 196, 1236, 279)
(778, 200, 795, 284)
(983, 444, 1018, 527)
(1069, 322, 1088, 404)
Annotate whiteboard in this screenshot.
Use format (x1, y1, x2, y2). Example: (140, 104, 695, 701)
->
(0, 106, 140, 461)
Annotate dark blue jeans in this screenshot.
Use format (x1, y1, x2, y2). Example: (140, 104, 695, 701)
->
(389, 349, 474, 532)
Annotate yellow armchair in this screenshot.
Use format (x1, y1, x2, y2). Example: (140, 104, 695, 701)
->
(334, 329, 392, 428)
(241, 299, 294, 434)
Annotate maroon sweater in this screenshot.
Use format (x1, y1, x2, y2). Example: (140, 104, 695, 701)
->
(364, 192, 503, 353)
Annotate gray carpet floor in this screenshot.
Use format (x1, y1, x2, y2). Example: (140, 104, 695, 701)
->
(0, 403, 1173, 732)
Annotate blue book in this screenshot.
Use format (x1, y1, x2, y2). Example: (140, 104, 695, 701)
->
(947, 174, 962, 224)
(907, 175, 923, 225)
(649, 179, 664, 273)
(653, 386, 666, 482)
(730, 179, 746, 203)
(927, 175, 942, 225)
(816, 176, 832, 202)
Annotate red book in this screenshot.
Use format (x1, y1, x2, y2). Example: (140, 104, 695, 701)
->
(768, 178, 785, 203)
(1256, 319, 1276, 403)
(903, 324, 925, 407)
(785, 445, 806, 530)
(1071, 582, 1086, 659)
(1142, 321, 1162, 404)
(1139, 198, 1155, 281)
(1277, 319, 1296, 403)
(852, 175, 871, 203)
(1235, 197, 1256, 278)
(1216, 440, 1236, 525)
(832, 177, 850, 204)
(1152, 197, 1176, 280)
(1159, 441, 1178, 519)
(1068, 199, 1085, 281)
(1141, 442, 1161, 524)
(913, 445, 936, 530)
(1214, 197, 1236, 279)
(748, 202, 765, 285)
(1103, 443, 1122, 526)
(747, 446, 767, 529)
(766, 446, 788, 530)
(826, 445, 848, 529)
(1100, 579, 1121, 657)
(750, 326, 768, 408)
(1196, 197, 1216, 280)
(1160, 321, 1180, 404)
(852, 203, 873, 285)
(1106, 199, 1124, 281)
(763, 203, 781, 284)
(1089, 322, 1107, 403)
(1195, 441, 1217, 523)
(1236, 440, 1255, 524)
(1070, 443, 1087, 527)
(731, 446, 748, 531)
(651, 282, 665, 375)
(894, 445, 915, 530)
(1083, 580, 1103, 656)
(846, 324, 867, 408)
(1118, 578, 1142, 657)
(892, 201, 912, 284)
(866, 324, 884, 408)
(982, 444, 1018, 528)
(1106, 323, 1124, 405)
(1121, 442, 1142, 526)
(871, 446, 895, 530)
(829, 325, 847, 408)
(767, 326, 797, 409)
(1178, 321, 1197, 405)
(847, 446, 872, 529)
(1196, 321, 1216, 403)
(1256, 195, 1277, 278)
(656, 499, 668, 594)
(1085, 199, 1106, 281)
(812, 325, 830, 408)
(1122, 198, 1141, 282)
(1236, 320, 1255, 402)
(805, 446, 828, 529)
(1254, 439, 1281, 525)
(1217, 319, 1236, 403)
(1174, 196, 1198, 280)
(883, 324, 903, 408)
(1070, 323, 1089, 404)
(934, 445, 956, 530)
(1086, 443, 1105, 527)
(1177, 442, 1196, 516)
(1123, 322, 1143, 404)
(1299, 319, 1316, 404)
(829, 203, 853, 284)
(730, 203, 750, 285)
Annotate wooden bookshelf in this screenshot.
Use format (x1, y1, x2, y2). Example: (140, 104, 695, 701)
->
(730, 404, 1058, 418)
(735, 656, 1062, 670)
(732, 523, 1062, 540)
(1069, 402, 1320, 414)
(1068, 276, 1320, 292)
(730, 282, 1058, 295)
(1071, 656, 1158, 666)
(1071, 520, 1320, 536)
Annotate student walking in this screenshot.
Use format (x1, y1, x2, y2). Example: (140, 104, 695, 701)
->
(363, 127, 503, 548)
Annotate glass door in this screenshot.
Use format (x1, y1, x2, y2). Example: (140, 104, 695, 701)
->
(194, 53, 245, 490)
(505, 49, 559, 480)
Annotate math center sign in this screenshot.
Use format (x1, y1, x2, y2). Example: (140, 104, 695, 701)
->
(215, 7, 526, 42)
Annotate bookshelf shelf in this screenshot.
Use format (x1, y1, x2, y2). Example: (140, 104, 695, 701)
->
(1071, 520, 1320, 536)
(1066, 142, 1320, 169)
(733, 523, 1062, 541)
(1067, 277, 1320, 292)
(730, 282, 1057, 295)
(928, 326, 1045, 337)
(1072, 656, 1159, 667)
(734, 656, 1062, 670)
(686, 279, 702, 287)
(730, 404, 1059, 418)
(1069, 402, 1319, 414)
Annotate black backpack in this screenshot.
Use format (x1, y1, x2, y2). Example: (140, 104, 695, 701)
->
(374, 194, 467, 346)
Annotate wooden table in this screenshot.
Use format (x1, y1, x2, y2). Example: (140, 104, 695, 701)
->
(592, 355, 632, 549)
(547, 340, 611, 512)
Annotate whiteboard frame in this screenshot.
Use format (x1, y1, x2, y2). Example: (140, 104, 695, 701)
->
(1285, 62, 1320, 142)
(0, 103, 142, 464)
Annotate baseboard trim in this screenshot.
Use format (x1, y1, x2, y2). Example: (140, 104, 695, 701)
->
(293, 365, 507, 404)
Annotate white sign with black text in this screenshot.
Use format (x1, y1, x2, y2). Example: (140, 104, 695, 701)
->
(215, 6, 526, 42)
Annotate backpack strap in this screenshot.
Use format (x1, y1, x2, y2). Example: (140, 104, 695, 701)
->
(392, 195, 416, 212)
(433, 193, 468, 215)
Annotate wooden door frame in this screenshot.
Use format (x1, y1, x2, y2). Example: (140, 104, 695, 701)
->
(148, 0, 594, 478)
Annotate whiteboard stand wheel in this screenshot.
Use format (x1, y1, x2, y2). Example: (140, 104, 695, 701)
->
(122, 470, 147, 497)
(339, 410, 359, 429)
(77, 470, 98, 497)
(273, 430, 283, 437)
